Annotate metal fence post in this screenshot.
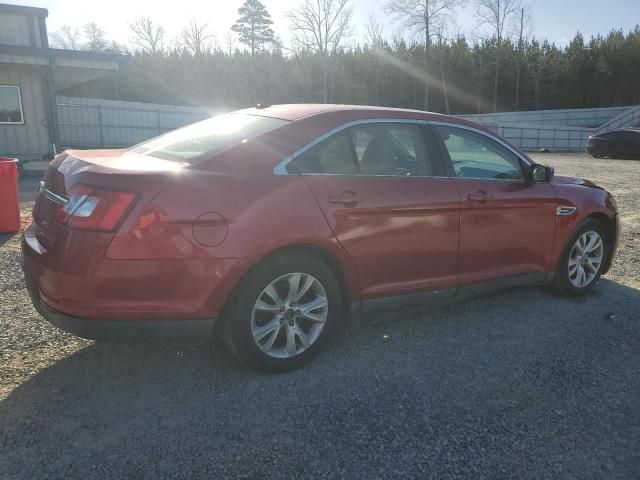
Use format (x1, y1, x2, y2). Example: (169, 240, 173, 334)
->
(97, 105, 104, 148)
(156, 109, 162, 136)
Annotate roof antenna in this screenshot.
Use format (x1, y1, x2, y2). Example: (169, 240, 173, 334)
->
(256, 103, 271, 109)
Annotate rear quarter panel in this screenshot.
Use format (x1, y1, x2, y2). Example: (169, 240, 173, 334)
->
(106, 142, 361, 314)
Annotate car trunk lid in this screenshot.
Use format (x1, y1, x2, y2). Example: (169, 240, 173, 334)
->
(33, 149, 184, 248)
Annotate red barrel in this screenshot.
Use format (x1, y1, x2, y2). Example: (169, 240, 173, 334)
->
(0, 157, 20, 234)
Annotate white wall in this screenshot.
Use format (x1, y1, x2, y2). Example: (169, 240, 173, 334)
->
(0, 66, 51, 161)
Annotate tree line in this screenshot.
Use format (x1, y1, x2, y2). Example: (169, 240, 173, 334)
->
(50, 0, 640, 114)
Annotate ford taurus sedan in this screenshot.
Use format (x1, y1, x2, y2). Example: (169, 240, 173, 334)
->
(22, 104, 620, 372)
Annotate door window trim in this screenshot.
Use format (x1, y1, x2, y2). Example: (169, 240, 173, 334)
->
(274, 118, 442, 177)
(428, 120, 533, 182)
(273, 118, 533, 179)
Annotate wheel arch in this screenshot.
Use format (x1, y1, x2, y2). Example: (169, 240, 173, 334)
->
(266, 244, 355, 316)
(553, 212, 616, 276)
(213, 242, 359, 335)
(584, 212, 617, 274)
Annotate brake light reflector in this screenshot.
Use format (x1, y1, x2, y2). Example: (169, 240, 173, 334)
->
(55, 184, 136, 231)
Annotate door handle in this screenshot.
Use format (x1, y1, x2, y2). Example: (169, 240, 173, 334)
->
(328, 192, 364, 206)
(467, 191, 495, 202)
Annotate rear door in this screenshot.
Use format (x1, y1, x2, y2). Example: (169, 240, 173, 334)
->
(285, 120, 461, 300)
(431, 123, 557, 285)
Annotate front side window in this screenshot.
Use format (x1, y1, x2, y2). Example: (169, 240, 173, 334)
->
(0, 86, 24, 124)
(437, 125, 525, 181)
(289, 122, 431, 176)
(131, 113, 288, 163)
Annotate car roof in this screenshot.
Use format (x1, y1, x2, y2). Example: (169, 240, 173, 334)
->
(231, 103, 533, 166)
(610, 128, 640, 133)
(236, 103, 456, 122)
(596, 128, 640, 137)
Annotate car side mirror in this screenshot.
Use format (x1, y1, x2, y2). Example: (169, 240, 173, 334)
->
(531, 164, 553, 182)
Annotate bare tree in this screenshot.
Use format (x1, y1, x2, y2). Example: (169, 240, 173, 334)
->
(181, 19, 214, 55)
(365, 14, 385, 104)
(270, 34, 284, 55)
(511, 3, 532, 110)
(475, 0, 521, 112)
(50, 25, 81, 50)
(475, 45, 483, 112)
(224, 31, 237, 56)
(129, 17, 165, 55)
(84, 22, 109, 51)
(435, 26, 451, 113)
(288, 0, 353, 103)
(108, 41, 128, 55)
(366, 13, 384, 48)
(384, 0, 467, 111)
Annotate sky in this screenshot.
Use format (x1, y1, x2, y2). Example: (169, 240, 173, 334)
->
(7, 0, 640, 49)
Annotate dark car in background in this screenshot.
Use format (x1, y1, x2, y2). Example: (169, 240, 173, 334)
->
(587, 128, 640, 159)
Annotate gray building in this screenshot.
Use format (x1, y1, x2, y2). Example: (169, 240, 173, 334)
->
(0, 3, 125, 164)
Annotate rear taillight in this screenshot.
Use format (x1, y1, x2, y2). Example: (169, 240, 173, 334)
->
(55, 184, 136, 231)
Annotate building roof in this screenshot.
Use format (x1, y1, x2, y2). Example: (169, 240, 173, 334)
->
(0, 3, 48, 17)
(0, 44, 127, 90)
(0, 44, 128, 63)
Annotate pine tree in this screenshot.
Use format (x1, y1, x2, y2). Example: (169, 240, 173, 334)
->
(231, 0, 275, 62)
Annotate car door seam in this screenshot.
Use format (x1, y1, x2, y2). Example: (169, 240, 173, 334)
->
(297, 173, 364, 305)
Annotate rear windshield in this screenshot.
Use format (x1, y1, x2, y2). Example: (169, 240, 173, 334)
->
(130, 113, 288, 163)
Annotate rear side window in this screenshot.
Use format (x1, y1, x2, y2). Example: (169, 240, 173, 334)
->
(131, 113, 288, 163)
(602, 131, 624, 140)
(436, 125, 525, 181)
(288, 122, 432, 176)
(351, 123, 428, 176)
(291, 131, 356, 174)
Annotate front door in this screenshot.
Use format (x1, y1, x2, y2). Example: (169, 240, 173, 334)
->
(288, 121, 461, 300)
(432, 123, 558, 285)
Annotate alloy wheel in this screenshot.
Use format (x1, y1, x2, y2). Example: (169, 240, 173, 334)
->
(568, 231, 604, 288)
(251, 273, 329, 359)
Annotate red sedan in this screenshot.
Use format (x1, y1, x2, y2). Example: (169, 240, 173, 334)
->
(22, 105, 620, 372)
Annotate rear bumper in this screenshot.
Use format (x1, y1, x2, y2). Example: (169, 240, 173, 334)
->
(21, 222, 243, 321)
(23, 263, 216, 343)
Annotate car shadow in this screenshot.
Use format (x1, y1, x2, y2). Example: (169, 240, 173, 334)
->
(2, 279, 640, 477)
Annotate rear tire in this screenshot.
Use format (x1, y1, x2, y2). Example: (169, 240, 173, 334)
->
(553, 219, 609, 296)
(221, 251, 342, 373)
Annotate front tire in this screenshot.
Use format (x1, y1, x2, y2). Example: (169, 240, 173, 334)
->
(553, 219, 609, 296)
(221, 251, 343, 373)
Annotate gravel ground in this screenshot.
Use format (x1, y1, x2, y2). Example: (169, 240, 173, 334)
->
(1, 154, 639, 479)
